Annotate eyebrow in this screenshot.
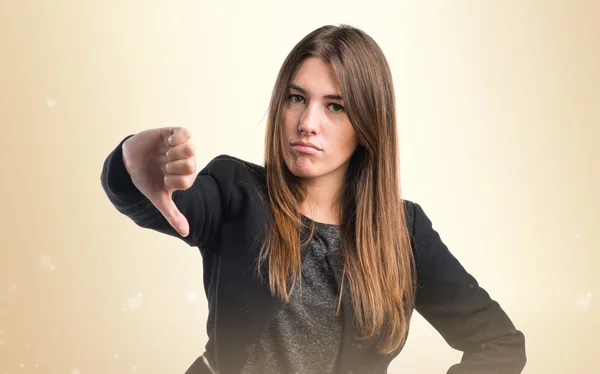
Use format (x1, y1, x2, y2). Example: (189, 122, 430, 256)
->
(288, 83, 343, 101)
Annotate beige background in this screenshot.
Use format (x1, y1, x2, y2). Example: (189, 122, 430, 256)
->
(1, 1, 598, 373)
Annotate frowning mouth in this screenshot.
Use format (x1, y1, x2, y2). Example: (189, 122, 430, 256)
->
(291, 141, 321, 151)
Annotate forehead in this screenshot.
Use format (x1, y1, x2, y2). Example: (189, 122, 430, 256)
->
(290, 57, 341, 95)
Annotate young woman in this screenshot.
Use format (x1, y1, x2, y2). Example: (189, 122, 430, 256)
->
(101, 24, 526, 374)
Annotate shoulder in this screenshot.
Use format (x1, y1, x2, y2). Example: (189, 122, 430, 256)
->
(402, 198, 416, 212)
(401, 199, 460, 279)
(402, 199, 436, 236)
(203, 154, 260, 171)
(401, 199, 438, 264)
(201, 154, 266, 183)
(199, 154, 268, 213)
(402, 198, 417, 234)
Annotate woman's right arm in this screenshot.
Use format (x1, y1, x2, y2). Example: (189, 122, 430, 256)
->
(100, 133, 237, 249)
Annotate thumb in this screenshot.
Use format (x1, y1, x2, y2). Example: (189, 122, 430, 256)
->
(153, 190, 190, 237)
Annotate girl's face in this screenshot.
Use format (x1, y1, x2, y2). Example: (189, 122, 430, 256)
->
(281, 57, 359, 182)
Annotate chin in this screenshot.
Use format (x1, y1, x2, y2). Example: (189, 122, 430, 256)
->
(283, 155, 319, 179)
(286, 163, 318, 179)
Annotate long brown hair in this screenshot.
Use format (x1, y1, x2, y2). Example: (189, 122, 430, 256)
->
(257, 24, 416, 355)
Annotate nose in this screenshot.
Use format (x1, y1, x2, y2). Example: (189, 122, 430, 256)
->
(298, 103, 322, 135)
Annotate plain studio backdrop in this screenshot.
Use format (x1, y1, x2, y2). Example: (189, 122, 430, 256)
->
(1, 1, 598, 373)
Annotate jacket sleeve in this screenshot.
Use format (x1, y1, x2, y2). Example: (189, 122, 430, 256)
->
(100, 134, 238, 249)
(408, 201, 527, 373)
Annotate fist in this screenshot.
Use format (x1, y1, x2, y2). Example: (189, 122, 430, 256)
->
(122, 127, 197, 237)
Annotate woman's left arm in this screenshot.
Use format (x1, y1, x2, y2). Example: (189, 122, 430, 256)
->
(407, 201, 527, 374)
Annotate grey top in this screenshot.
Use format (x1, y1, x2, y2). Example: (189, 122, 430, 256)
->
(240, 217, 343, 374)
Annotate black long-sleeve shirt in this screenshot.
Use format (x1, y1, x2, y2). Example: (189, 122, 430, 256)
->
(100, 135, 527, 374)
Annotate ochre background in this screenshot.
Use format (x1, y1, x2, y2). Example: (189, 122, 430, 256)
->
(1, 1, 598, 373)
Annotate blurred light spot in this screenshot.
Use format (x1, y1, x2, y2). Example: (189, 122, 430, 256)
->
(0, 338, 6, 346)
(114, 353, 119, 360)
(46, 99, 56, 109)
(39, 254, 53, 267)
(187, 292, 197, 302)
(126, 295, 142, 310)
(575, 234, 581, 239)
(576, 293, 592, 312)
(50, 265, 56, 271)
(137, 292, 143, 298)
(132, 365, 138, 371)
(52, 329, 60, 336)
(72, 369, 81, 374)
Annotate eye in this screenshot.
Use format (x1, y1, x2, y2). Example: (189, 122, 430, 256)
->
(288, 94, 345, 113)
(288, 94, 305, 104)
(329, 103, 345, 113)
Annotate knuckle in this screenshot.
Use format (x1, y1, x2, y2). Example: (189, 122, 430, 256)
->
(183, 176, 195, 189)
(166, 176, 184, 189)
(185, 159, 195, 173)
(186, 142, 195, 156)
(166, 149, 175, 161)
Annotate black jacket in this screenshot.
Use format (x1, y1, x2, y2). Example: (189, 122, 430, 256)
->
(100, 135, 526, 374)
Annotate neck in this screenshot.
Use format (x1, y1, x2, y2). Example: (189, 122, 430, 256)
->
(298, 174, 344, 225)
